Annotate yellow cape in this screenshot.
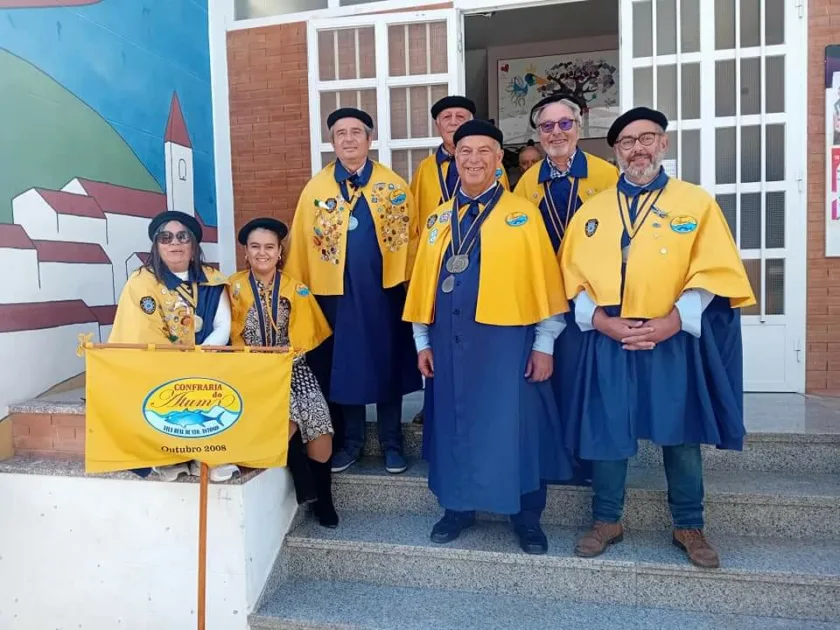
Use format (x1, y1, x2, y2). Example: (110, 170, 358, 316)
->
(560, 178, 756, 319)
(227, 270, 332, 353)
(109, 266, 228, 345)
(513, 152, 619, 244)
(403, 189, 568, 326)
(284, 161, 419, 296)
(410, 149, 510, 226)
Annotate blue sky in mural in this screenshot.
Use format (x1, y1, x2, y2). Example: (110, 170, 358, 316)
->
(0, 0, 216, 225)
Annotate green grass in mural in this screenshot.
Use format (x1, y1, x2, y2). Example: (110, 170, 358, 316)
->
(0, 49, 161, 224)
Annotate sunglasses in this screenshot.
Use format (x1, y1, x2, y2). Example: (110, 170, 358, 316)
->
(156, 230, 192, 245)
(538, 118, 575, 134)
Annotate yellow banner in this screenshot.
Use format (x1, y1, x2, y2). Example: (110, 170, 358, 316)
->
(84, 347, 291, 473)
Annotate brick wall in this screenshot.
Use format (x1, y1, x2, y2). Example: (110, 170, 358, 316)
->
(807, 0, 840, 392)
(227, 23, 311, 268)
(11, 413, 84, 460)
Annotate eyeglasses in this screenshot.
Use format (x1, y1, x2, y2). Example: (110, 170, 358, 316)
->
(538, 118, 575, 134)
(616, 132, 661, 150)
(156, 230, 192, 245)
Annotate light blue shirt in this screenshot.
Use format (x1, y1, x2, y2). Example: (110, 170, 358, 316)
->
(574, 289, 714, 338)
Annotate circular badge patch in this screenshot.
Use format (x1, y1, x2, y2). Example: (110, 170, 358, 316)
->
(495, 167, 504, 179)
(142, 377, 243, 439)
(670, 216, 698, 233)
(390, 190, 407, 205)
(139, 296, 157, 314)
(426, 214, 438, 230)
(429, 227, 439, 245)
(585, 218, 599, 237)
(296, 283, 311, 297)
(505, 212, 528, 227)
(438, 211, 452, 224)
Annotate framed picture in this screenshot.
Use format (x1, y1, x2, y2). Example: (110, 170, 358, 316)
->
(497, 50, 619, 146)
(825, 45, 840, 257)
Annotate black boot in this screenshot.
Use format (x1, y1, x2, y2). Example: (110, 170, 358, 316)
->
(309, 458, 339, 529)
(287, 431, 316, 505)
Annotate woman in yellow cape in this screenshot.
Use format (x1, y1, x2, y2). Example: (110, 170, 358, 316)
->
(229, 217, 338, 528)
(109, 210, 236, 483)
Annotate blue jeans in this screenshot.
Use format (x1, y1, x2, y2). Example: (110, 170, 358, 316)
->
(591, 444, 704, 529)
(341, 399, 403, 454)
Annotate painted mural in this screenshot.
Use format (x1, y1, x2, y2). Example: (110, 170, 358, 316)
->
(0, 0, 216, 415)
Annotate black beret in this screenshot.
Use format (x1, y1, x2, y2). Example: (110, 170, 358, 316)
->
(607, 107, 669, 147)
(148, 210, 202, 243)
(453, 119, 503, 146)
(430, 95, 476, 119)
(237, 217, 289, 245)
(529, 91, 587, 128)
(326, 107, 374, 130)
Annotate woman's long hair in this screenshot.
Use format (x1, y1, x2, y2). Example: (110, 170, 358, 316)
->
(144, 227, 206, 284)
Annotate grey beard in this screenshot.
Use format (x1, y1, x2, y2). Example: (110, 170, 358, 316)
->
(618, 151, 665, 183)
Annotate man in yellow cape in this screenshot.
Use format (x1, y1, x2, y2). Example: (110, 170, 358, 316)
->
(408, 95, 509, 426)
(559, 106, 756, 569)
(404, 119, 572, 555)
(513, 91, 619, 486)
(285, 107, 422, 477)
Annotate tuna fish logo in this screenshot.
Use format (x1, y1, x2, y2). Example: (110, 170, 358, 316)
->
(142, 377, 243, 439)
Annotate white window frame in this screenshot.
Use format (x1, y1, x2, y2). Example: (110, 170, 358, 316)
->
(619, 0, 807, 392)
(306, 9, 460, 176)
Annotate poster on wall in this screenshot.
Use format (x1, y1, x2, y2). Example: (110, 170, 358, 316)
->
(497, 50, 619, 146)
(826, 45, 840, 257)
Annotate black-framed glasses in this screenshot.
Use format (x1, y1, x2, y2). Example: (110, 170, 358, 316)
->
(616, 132, 661, 150)
(156, 230, 192, 245)
(538, 118, 575, 134)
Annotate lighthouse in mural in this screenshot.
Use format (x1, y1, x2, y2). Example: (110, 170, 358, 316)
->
(164, 93, 194, 214)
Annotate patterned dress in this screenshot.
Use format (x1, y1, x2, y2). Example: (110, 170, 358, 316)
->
(242, 279, 333, 443)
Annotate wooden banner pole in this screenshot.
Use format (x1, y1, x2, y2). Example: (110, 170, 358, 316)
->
(86, 342, 289, 353)
(198, 462, 209, 630)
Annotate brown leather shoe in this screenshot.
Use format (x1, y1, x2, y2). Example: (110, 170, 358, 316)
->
(672, 528, 720, 568)
(574, 521, 624, 558)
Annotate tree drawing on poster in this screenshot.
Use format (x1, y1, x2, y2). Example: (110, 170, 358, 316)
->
(499, 50, 619, 146)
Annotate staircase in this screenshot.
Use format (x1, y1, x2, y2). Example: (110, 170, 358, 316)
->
(251, 393, 840, 629)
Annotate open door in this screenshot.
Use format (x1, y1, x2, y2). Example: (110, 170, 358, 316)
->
(307, 9, 461, 182)
(619, 0, 806, 392)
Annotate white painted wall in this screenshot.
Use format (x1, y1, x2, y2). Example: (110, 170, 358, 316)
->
(39, 262, 115, 306)
(11, 190, 59, 240)
(242, 466, 297, 608)
(103, 213, 161, 294)
(57, 212, 108, 245)
(0, 249, 39, 303)
(0, 323, 93, 415)
(166, 141, 196, 214)
(209, 0, 238, 276)
(0, 468, 296, 630)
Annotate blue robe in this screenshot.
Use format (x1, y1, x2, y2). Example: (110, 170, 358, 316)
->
(308, 159, 422, 406)
(567, 170, 747, 461)
(534, 154, 590, 478)
(426, 187, 572, 515)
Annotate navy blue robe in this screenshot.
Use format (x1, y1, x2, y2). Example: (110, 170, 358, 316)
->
(426, 187, 572, 515)
(308, 159, 422, 406)
(533, 155, 589, 465)
(566, 171, 747, 461)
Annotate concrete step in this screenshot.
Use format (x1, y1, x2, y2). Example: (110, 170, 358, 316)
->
(250, 578, 840, 630)
(282, 511, 840, 623)
(361, 423, 840, 474)
(334, 458, 840, 539)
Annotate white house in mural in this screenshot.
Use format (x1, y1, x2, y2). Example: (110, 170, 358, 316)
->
(0, 93, 216, 415)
